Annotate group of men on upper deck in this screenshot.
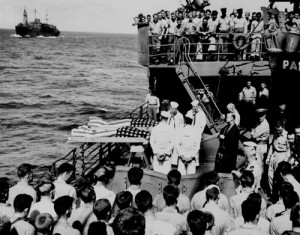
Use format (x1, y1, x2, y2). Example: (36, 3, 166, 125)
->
(133, 1, 300, 64)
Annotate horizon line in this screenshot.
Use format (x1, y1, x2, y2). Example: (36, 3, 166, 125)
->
(0, 27, 137, 36)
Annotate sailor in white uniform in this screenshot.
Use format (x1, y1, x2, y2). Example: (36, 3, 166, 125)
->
(175, 112, 200, 175)
(186, 100, 207, 135)
(232, 141, 263, 193)
(167, 101, 184, 130)
(185, 100, 206, 167)
(150, 111, 175, 174)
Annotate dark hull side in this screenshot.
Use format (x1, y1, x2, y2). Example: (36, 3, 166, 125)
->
(112, 166, 237, 201)
(148, 63, 300, 128)
(15, 25, 60, 37)
(149, 66, 271, 116)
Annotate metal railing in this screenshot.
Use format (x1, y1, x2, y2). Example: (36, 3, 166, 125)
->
(148, 33, 269, 65)
(49, 102, 148, 179)
(123, 102, 148, 119)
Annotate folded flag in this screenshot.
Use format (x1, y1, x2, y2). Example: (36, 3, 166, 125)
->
(88, 117, 131, 131)
(71, 118, 132, 138)
(130, 118, 158, 128)
(71, 125, 116, 137)
(116, 126, 150, 140)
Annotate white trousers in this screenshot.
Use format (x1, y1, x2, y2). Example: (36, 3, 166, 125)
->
(268, 152, 289, 192)
(178, 159, 196, 176)
(153, 155, 172, 175)
(251, 37, 261, 56)
(257, 144, 267, 171)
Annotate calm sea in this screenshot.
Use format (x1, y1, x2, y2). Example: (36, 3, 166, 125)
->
(0, 29, 147, 183)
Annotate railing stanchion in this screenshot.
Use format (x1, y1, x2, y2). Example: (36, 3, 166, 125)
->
(72, 148, 77, 179)
(217, 40, 220, 61)
(80, 144, 85, 177)
(139, 106, 143, 118)
(108, 143, 111, 157)
(99, 144, 103, 167)
(50, 163, 56, 180)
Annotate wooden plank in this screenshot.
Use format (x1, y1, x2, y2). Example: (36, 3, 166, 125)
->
(68, 136, 148, 144)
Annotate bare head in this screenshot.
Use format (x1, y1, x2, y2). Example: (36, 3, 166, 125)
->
(226, 103, 236, 113)
(279, 103, 287, 114)
(226, 113, 235, 124)
(295, 125, 300, 138)
(274, 121, 284, 135)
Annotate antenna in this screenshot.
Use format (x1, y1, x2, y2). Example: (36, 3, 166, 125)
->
(23, 6, 28, 24)
(45, 9, 48, 23)
(34, 8, 37, 19)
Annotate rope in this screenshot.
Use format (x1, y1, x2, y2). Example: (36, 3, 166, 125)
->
(214, 74, 222, 116)
(236, 18, 264, 51)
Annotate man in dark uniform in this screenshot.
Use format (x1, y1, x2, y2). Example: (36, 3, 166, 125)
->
(216, 113, 240, 173)
(185, 0, 210, 12)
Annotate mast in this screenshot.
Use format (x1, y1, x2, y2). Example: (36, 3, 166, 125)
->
(45, 10, 48, 23)
(34, 8, 37, 20)
(23, 8, 28, 25)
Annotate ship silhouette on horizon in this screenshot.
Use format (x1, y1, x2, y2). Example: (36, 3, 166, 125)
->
(15, 8, 60, 37)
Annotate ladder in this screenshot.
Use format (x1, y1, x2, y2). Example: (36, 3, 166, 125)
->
(175, 39, 225, 134)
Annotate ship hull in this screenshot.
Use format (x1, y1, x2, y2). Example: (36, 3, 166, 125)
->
(148, 65, 271, 114)
(112, 166, 237, 203)
(15, 24, 60, 37)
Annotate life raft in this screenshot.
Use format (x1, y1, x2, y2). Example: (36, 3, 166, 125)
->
(232, 33, 250, 51)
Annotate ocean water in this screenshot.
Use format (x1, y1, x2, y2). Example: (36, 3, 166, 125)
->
(0, 29, 148, 182)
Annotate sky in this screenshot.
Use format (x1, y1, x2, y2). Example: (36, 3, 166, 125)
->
(0, 0, 293, 34)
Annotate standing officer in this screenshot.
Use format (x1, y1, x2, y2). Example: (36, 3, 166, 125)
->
(168, 101, 184, 130)
(145, 89, 160, 122)
(186, 100, 207, 135)
(150, 111, 175, 174)
(251, 108, 270, 167)
(238, 80, 257, 129)
(186, 100, 207, 168)
(175, 112, 200, 175)
(218, 8, 231, 60)
(217, 113, 239, 173)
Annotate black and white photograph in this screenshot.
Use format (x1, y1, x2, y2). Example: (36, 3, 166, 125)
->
(1, 0, 300, 234)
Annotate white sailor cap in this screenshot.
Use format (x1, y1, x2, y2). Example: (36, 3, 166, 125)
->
(256, 108, 268, 115)
(160, 111, 170, 118)
(185, 111, 194, 120)
(243, 141, 257, 155)
(170, 101, 179, 109)
(243, 141, 257, 148)
(191, 100, 199, 107)
(206, 184, 220, 191)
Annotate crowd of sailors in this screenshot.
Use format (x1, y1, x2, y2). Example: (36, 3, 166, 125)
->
(1, 156, 300, 235)
(133, 4, 300, 63)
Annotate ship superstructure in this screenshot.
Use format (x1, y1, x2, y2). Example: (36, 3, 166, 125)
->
(15, 8, 60, 37)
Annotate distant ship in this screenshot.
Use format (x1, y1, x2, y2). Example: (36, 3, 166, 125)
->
(15, 9, 60, 37)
